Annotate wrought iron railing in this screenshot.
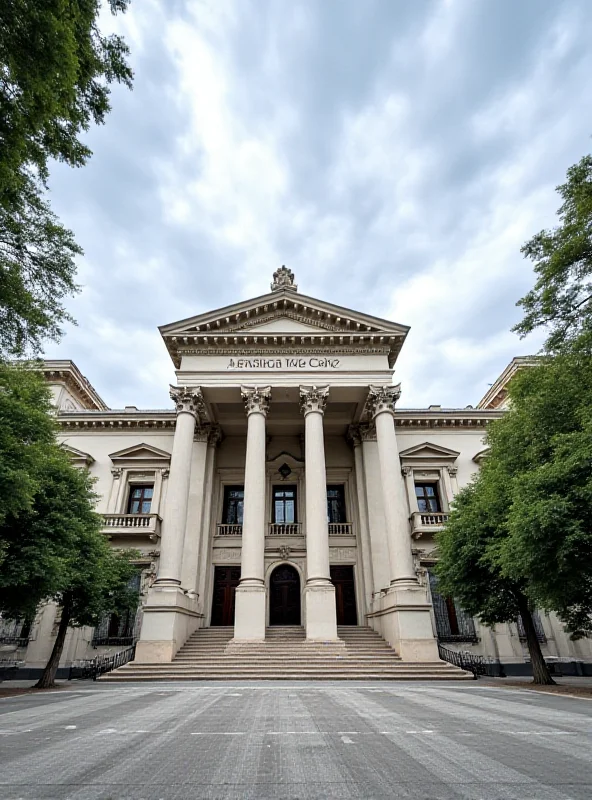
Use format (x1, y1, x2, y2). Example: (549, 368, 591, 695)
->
(69, 645, 136, 681)
(0, 619, 31, 648)
(438, 644, 488, 678)
(328, 523, 352, 535)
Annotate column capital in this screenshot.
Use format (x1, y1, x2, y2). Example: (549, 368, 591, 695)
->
(359, 421, 377, 442)
(299, 385, 329, 416)
(207, 424, 223, 447)
(366, 384, 401, 418)
(170, 386, 206, 420)
(401, 466, 413, 477)
(347, 424, 362, 447)
(241, 385, 271, 416)
(446, 466, 458, 477)
(193, 424, 210, 443)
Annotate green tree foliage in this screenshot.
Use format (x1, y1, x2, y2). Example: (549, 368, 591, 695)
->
(437, 340, 592, 683)
(0, 362, 56, 528)
(0, 363, 138, 687)
(0, 1, 133, 357)
(514, 154, 592, 351)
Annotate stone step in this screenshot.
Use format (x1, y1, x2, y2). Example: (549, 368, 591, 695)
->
(104, 672, 471, 682)
(115, 662, 458, 673)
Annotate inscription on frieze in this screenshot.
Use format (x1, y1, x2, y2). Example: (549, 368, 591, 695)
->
(227, 357, 341, 370)
(329, 547, 357, 562)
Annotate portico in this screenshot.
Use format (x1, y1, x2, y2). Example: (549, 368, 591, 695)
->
(133, 267, 439, 663)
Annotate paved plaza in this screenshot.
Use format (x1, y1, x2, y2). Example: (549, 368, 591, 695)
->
(0, 681, 590, 799)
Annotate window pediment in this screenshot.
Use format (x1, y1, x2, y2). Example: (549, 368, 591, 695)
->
(399, 441, 460, 466)
(61, 443, 95, 466)
(109, 443, 171, 467)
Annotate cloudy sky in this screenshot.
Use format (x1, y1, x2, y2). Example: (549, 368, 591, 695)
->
(45, 0, 592, 410)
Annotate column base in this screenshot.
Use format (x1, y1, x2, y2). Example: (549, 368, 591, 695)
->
(304, 582, 338, 641)
(368, 583, 440, 661)
(134, 585, 202, 664)
(233, 582, 266, 641)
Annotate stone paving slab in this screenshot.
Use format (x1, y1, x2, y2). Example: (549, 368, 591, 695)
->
(0, 681, 590, 799)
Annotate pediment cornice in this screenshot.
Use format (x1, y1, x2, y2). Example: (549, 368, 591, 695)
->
(159, 288, 409, 369)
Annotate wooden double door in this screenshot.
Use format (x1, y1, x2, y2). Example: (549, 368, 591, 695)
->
(210, 566, 240, 626)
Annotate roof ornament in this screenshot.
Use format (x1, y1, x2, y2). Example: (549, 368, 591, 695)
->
(271, 265, 298, 293)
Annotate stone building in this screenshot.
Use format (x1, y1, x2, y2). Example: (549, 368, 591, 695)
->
(3, 268, 590, 678)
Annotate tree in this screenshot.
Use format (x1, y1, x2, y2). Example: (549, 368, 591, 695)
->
(0, 361, 57, 527)
(436, 463, 556, 685)
(514, 154, 592, 351)
(0, 1, 133, 357)
(0, 444, 139, 688)
(437, 339, 592, 684)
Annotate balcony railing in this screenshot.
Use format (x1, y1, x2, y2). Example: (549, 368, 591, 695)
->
(102, 514, 161, 539)
(268, 523, 302, 536)
(216, 524, 243, 536)
(410, 511, 449, 538)
(328, 523, 352, 535)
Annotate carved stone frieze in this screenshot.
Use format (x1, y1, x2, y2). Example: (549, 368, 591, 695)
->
(214, 548, 241, 562)
(329, 547, 357, 561)
(169, 386, 206, 420)
(299, 385, 329, 415)
(241, 386, 271, 416)
(366, 384, 402, 418)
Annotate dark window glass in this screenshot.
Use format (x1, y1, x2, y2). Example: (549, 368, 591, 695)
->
(223, 486, 244, 524)
(273, 486, 296, 523)
(127, 485, 153, 514)
(415, 482, 441, 513)
(327, 485, 347, 523)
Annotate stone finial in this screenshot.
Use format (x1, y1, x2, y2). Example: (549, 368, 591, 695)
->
(169, 386, 206, 420)
(241, 385, 272, 416)
(366, 384, 402, 418)
(299, 385, 329, 416)
(271, 265, 298, 293)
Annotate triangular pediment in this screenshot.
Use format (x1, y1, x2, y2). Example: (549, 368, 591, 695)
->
(159, 284, 410, 369)
(399, 442, 460, 463)
(109, 443, 171, 464)
(61, 443, 95, 466)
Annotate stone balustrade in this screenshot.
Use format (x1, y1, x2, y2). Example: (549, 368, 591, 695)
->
(410, 511, 449, 539)
(328, 522, 353, 535)
(102, 513, 161, 539)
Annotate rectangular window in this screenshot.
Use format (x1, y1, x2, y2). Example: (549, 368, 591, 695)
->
(223, 486, 244, 525)
(415, 482, 441, 513)
(273, 486, 297, 523)
(428, 571, 477, 642)
(127, 485, 153, 514)
(327, 485, 347, 523)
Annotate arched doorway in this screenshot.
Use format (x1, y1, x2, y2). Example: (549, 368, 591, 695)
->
(269, 564, 301, 625)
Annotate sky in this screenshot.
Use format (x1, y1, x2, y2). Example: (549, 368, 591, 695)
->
(44, 0, 592, 410)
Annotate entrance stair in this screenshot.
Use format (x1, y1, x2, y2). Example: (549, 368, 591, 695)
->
(103, 626, 472, 681)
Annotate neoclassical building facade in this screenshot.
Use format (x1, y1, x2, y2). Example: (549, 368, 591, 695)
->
(4, 268, 591, 676)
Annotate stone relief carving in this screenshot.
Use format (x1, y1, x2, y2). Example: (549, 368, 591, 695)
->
(241, 385, 272, 416)
(329, 547, 356, 561)
(278, 545, 291, 560)
(215, 549, 241, 562)
(169, 386, 206, 420)
(110, 468, 123, 479)
(359, 422, 377, 442)
(299, 385, 329, 415)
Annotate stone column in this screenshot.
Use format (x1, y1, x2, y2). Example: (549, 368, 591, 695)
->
(300, 386, 338, 641)
(154, 387, 205, 586)
(196, 426, 221, 614)
(348, 425, 374, 615)
(233, 386, 271, 641)
(180, 424, 210, 597)
(134, 387, 205, 664)
(366, 384, 439, 661)
(368, 384, 416, 586)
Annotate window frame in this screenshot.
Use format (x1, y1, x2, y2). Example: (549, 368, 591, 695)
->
(326, 484, 347, 524)
(222, 485, 245, 525)
(126, 484, 154, 515)
(414, 481, 442, 513)
(272, 485, 298, 524)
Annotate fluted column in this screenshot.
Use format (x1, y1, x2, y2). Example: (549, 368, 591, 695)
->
(154, 387, 205, 586)
(367, 384, 417, 586)
(348, 425, 374, 613)
(300, 385, 338, 641)
(180, 424, 210, 597)
(233, 386, 271, 641)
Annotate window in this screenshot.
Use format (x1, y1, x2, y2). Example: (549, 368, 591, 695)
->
(415, 482, 441, 513)
(223, 486, 244, 524)
(273, 486, 297, 523)
(428, 571, 477, 642)
(517, 611, 547, 643)
(327, 485, 347, 523)
(127, 485, 153, 514)
(92, 573, 142, 646)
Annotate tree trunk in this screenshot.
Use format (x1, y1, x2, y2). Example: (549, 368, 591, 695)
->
(516, 594, 555, 685)
(35, 600, 72, 689)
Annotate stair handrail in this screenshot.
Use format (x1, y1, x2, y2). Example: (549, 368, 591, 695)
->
(437, 643, 486, 679)
(69, 644, 136, 681)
